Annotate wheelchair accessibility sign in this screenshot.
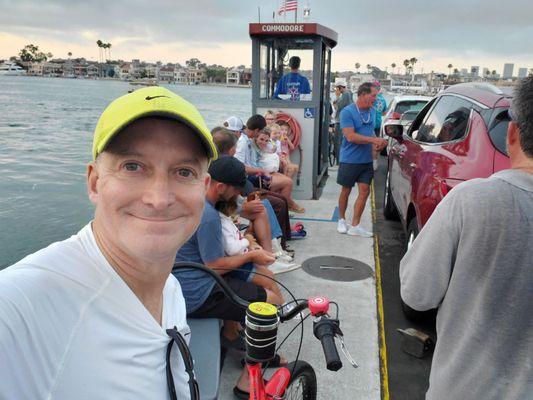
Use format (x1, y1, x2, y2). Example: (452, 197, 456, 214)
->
(304, 108, 315, 119)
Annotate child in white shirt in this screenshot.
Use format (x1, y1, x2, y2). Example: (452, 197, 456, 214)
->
(217, 199, 283, 300)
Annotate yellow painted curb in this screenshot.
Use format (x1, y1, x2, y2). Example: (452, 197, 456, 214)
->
(371, 181, 390, 400)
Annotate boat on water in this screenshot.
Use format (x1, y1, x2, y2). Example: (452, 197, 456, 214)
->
(0, 62, 26, 76)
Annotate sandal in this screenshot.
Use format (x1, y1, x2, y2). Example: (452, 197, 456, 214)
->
(289, 204, 306, 214)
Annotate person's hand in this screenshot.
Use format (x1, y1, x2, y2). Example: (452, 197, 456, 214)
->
(250, 249, 276, 265)
(241, 199, 265, 217)
(373, 137, 388, 150)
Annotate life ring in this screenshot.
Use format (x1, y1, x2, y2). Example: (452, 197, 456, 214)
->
(274, 112, 301, 153)
(274, 111, 303, 185)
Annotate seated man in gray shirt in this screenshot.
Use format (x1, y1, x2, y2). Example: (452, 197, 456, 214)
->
(400, 76, 533, 400)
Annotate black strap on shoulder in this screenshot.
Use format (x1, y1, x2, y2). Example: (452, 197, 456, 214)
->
(166, 326, 199, 400)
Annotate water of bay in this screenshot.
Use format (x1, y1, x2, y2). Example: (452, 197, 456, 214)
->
(0, 76, 252, 268)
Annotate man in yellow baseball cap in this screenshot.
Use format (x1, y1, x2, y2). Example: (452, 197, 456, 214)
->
(0, 86, 216, 399)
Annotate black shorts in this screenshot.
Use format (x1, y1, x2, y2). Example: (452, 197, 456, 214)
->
(337, 162, 374, 187)
(188, 276, 267, 323)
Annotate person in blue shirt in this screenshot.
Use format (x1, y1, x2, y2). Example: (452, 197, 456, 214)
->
(373, 80, 388, 136)
(274, 56, 311, 100)
(336, 82, 388, 237)
(372, 80, 388, 169)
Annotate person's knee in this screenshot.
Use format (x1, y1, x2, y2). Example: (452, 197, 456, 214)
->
(358, 184, 370, 197)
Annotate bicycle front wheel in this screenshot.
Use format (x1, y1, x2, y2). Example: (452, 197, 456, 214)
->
(283, 360, 317, 400)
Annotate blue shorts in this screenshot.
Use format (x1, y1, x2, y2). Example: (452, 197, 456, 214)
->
(227, 262, 256, 283)
(337, 162, 374, 187)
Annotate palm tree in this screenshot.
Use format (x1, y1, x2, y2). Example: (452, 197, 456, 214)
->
(355, 63, 360, 73)
(454, 68, 459, 75)
(403, 59, 410, 75)
(366, 64, 372, 74)
(409, 57, 418, 75)
(96, 40, 103, 63)
(447, 64, 453, 77)
(107, 43, 112, 61)
(391, 63, 396, 74)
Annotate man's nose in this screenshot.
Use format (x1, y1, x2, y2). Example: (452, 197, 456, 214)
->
(142, 173, 175, 210)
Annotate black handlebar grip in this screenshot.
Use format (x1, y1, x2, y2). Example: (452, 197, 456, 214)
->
(313, 319, 342, 371)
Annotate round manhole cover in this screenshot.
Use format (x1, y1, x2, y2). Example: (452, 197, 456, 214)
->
(302, 255, 373, 282)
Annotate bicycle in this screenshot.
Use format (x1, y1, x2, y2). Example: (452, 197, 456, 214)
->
(171, 261, 358, 400)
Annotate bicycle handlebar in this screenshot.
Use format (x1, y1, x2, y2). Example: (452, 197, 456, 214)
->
(313, 318, 343, 371)
(173, 261, 345, 372)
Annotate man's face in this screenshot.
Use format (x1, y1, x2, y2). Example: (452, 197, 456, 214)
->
(87, 118, 210, 263)
(360, 87, 378, 108)
(217, 182, 241, 202)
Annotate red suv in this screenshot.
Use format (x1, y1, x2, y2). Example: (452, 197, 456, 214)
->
(383, 83, 512, 247)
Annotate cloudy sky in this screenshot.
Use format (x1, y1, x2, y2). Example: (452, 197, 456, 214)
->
(1, 0, 532, 74)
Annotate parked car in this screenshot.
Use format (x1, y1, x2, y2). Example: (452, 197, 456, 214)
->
(383, 83, 512, 249)
(380, 95, 433, 139)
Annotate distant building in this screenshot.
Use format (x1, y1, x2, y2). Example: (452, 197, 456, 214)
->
(518, 67, 528, 79)
(461, 68, 468, 77)
(482, 67, 490, 78)
(470, 66, 479, 77)
(226, 68, 240, 85)
(174, 68, 188, 84)
(159, 66, 175, 82)
(503, 63, 514, 79)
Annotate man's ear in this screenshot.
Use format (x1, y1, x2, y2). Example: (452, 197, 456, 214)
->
(507, 120, 519, 146)
(204, 172, 211, 191)
(87, 162, 99, 205)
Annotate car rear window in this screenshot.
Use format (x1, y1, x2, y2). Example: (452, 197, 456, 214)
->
(488, 110, 509, 156)
(394, 101, 428, 115)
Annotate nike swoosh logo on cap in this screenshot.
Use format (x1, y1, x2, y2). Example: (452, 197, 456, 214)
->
(145, 95, 169, 100)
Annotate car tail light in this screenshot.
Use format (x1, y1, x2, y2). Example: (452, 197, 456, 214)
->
(391, 112, 401, 120)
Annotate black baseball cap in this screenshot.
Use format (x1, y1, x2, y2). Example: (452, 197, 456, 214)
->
(208, 156, 253, 195)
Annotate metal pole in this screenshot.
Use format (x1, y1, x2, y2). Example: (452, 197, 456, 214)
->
(258, 6, 261, 22)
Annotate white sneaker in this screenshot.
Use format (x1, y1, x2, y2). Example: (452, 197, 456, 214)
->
(269, 260, 301, 274)
(337, 218, 348, 234)
(347, 225, 373, 237)
(277, 253, 294, 263)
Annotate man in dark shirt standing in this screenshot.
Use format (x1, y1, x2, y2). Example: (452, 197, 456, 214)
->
(274, 56, 311, 100)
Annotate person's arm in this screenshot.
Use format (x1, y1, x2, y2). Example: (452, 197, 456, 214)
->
(244, 164, 266, 175)
(234, 138, 247, 163)
(399, 193, 461, 310)
(205, 250, 275, 273)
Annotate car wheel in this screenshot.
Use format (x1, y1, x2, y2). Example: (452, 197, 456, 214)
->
(406, 218, 419, 251)
(383, 168, 399, 220)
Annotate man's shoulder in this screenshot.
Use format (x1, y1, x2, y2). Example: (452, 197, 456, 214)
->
(340, 103, 356, 115)
(201, 201, 221, 224)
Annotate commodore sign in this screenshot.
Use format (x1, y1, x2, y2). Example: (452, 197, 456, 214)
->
(261, 24, 305, 32)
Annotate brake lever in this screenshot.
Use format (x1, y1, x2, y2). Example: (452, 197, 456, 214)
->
(330, 320, 358, 369)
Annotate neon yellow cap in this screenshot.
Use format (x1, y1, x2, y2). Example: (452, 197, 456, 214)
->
(92, 86, 218, 160)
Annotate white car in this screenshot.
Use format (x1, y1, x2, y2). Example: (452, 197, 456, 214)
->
(380, 95, 433, 139)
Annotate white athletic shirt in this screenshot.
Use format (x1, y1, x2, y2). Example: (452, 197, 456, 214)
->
(0, 223, 191, 400)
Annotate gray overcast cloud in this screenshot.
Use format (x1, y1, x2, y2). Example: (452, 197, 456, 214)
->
(2, 0, 533, 68)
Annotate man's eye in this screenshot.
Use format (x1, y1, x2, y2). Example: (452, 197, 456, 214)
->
(177, 168, 195, 178)
(124, 163, 141, 172)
